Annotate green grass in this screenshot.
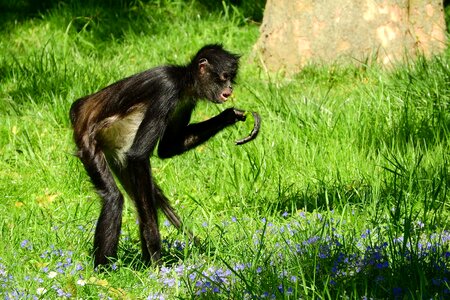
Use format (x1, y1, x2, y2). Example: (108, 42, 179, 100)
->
(1, 1, 450, 299)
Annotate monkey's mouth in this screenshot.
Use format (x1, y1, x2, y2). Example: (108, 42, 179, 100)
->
(219, 92, 232, 102)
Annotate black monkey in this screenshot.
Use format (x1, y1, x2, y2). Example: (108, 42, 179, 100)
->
(69, 44, 260, 267)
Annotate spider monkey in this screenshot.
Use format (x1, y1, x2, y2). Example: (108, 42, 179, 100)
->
(69, 44, 260, 267)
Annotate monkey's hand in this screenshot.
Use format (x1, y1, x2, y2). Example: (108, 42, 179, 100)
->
(235, 111, 261, 145)
(223, 108, 247, 122)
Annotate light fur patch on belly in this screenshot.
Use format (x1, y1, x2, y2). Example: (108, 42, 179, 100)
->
(97, 107, 145, 165)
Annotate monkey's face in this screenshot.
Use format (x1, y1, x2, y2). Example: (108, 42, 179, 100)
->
(195, 48, 239, 104)
(211, 70, 234, 103)
(198, 64, 237, 104)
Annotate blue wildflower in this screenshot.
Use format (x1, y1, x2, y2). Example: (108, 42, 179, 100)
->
(20, 240, 29, 248)
(393, 287, 402, 298)
(361, 229, 370, 239)
(163, 277, 176, 287)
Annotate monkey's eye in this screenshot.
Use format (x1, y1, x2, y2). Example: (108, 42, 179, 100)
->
(219, 72, 229, 82)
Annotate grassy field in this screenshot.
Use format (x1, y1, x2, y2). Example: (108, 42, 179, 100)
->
(1, 1, 449, 299)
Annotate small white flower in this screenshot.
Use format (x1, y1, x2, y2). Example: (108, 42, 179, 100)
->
(48, 271, 58, 278)
(37, 287, 47, 295)
(77, 279, 87, 286)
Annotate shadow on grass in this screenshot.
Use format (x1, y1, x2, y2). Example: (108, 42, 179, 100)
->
(115, 235, 216, 271)
(0, 0, 266, 37)
(1, 0, 162, 40)
(267, 153, 448, 229)
(0, 0, 54, 28)
(197, 0, 266, 22)
(266, 180, 373, 215)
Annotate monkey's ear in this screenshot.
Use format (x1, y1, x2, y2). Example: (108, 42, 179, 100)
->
(198, 58, 209, 75)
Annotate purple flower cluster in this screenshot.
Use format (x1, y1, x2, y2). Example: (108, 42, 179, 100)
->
(40, 244, 84, 276)
(2, 241, 89, 299)
(162, 239, 187, 252)
(3, 211, 450, 299)
(39, 245, 87, 298)
(150, 257, 301, 298)
(145, 213, 450, 299)
(0, 260, 14, 290)
(1, 257, 47, 300)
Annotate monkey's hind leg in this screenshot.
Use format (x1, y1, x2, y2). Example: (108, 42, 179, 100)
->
(114, 159, 162, 264)
(77, 145, 124, 267)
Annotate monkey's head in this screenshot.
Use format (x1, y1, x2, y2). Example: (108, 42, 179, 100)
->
(191, 44, 240, 104)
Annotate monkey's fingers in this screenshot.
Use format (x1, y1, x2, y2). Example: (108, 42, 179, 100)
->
(235, 112, 261, 145)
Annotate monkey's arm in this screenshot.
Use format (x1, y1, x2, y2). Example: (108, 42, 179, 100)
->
(126, 102, 173, 161)
(157, 108, 246, 158)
